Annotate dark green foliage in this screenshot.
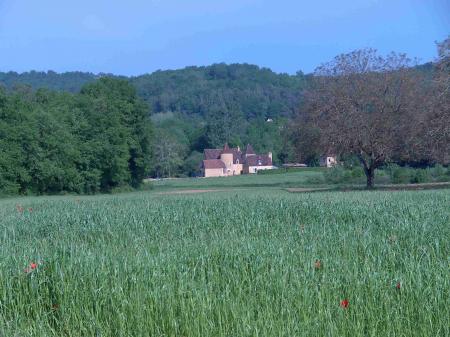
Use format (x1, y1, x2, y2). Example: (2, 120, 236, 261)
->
(131, 64, 306, 119)
(184, 151, 204, 177)
(321, 164, 450, 186)
(410, 169, 431, 184)
(0, 71, 98, 93)
(0, 78, 153, 195)
(387, 165, 434, 184)
(323, 166, 345, 184)
(257, 167, 325, 175)
(78, 78, 153, 190)
(1, 64, 306, 121)
(1, 64, 308, 178)
(323, 166, 363, 184)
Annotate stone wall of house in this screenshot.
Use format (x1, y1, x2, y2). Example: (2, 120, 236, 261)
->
(320, 156, 337, 168)
(204, 168, 226, 177)
(231, 163, 243, 175)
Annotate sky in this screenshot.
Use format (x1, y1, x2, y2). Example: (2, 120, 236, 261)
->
(0, 0, 448, 76)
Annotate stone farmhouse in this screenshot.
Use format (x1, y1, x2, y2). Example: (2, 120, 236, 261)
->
(201, 144, 274, 177)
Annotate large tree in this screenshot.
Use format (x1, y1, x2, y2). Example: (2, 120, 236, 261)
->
(305, 48, 421, 188)
(423, 37, 450, 164)
(79, 78, 153, 191)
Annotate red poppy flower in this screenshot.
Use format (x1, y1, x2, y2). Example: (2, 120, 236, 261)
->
(24, 262, 37, 273)
(28, 208, 33, 212)
(340, 299, 349, 309)
(396, 282, 401, 290)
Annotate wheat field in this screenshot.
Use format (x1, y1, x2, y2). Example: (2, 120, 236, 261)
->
(1, 189, 449, 336)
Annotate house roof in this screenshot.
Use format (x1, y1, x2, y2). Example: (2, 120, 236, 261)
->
(231, 149, 243, 163)
(204, 146, 242, 164)
(245, 154, 272, 166)
(202, 143, 276, 171)
(204, 149, 222, 160)
(203, 159, 226, 169)
(222, 143, 233, 154)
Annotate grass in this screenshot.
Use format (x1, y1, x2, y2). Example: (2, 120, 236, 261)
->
(149, 168, 326, 191)
(148, 167, 449, 194)
(1, 186, 449, 336)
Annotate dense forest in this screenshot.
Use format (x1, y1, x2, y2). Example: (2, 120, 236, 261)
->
(1, 44, 448, 194)
(0, 78, 152, 194)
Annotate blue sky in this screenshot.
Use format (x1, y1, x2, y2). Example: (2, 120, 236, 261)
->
(0, 0, 448, 75)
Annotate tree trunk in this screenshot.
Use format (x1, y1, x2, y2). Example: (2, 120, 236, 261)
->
(358, 154, 376, 189)
(365, 166, 375, 189)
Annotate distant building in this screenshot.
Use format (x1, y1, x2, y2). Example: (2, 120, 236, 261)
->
(319, 155, 337, 168)
(201, 144, 274, 177)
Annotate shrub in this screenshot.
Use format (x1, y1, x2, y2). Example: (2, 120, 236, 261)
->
(388, 165, 411, 184)
(350, 166, 364, 178)
(323, 165, 344, 184)
(410, 169, 431, 184)
(428, 165, 450, 182)
(430, 164, 445, 178)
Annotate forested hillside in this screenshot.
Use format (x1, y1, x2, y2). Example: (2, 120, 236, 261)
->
(0, 71, 98, 93)
(1, 64, 308, 179)
(131, 64, 308, 176)
(0, 65, 307, 120)
(1, 54, 447, 194)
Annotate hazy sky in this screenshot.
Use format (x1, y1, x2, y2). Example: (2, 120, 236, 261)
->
(0, 0, 448, 75)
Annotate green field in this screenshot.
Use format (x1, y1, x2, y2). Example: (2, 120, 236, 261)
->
(1, 175, 449, 336)
(148, 168, 328, 191)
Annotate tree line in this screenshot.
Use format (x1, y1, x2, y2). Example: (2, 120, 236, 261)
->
(0, 78, 152, 194)
(1, 64, 307, 181)
(1, 39, 448, 193)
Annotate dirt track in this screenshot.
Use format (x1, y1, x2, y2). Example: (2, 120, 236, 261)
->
(157, 189, 228, 195)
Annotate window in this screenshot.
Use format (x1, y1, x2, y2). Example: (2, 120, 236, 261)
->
(236, 159, 239, 164)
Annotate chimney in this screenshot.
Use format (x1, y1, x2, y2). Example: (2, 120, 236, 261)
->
(237, 146, 240, 152)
